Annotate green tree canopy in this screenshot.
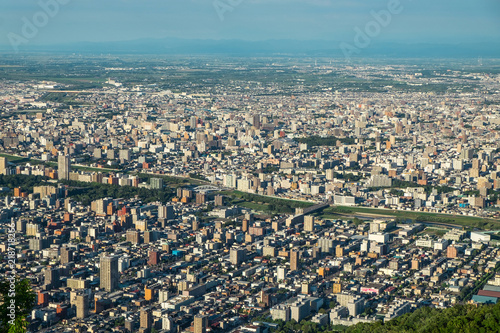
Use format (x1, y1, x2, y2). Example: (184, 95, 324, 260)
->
(0, 279, 36, 333)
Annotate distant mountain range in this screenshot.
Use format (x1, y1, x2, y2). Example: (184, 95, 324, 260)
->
(1, 38, 499, 58)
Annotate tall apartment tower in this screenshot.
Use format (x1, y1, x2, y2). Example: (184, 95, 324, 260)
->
(60, 247, 74, 264)
(304, 215, 314, 232)
(252, 114, 261, 129)
(75, 293, 89, 319)
(158, 205, 174, 220)
(58, 154, 70, 180)
(0, 157, 7, 175)
(230, 248, 246, 266)
(44, 266, 61, 289)
(140, 307, 152, 331)
(194, 315, 208, 333)
(100, 255, 119, 292)
(214, 195, 224, 206)
(290, 249, 299, 271)
(242, 219, 249, 232)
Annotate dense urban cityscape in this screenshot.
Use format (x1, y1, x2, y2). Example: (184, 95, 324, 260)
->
(0, 54, 500, 333)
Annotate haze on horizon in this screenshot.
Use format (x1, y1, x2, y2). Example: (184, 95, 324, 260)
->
(0, 0, 499, 49)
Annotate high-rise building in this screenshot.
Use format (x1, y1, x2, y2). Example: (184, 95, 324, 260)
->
(125, 319, 136, 332)
(75, 293, 89, 319)
(304, 215, 314, 232)
(190, 116, 197, 128)
(163, 315, 175, 332)
(140, 307, 152, 331)
(119, 149, 131, 161)
(144, 230, 157, 243)
(91, 198, 113, 215)
(58, 155, 70, 180)
(0, 157, 7, 175)
(150, 178, 164, 189)
(277, 266, 286, 281)
(26, 222, 40, 236)
(158, 205, 174, 220)
(38, 291, 49, 306)
(252, 114, 261, 129)
(196, 193, 206, 204)
(126, 230, 141, 244)
(148, 250, 159, 266)
(214, 195, 224, 206)
(60, 247, 73, 264)
(336, 245, 344, 257)
(100, 255, 119, 292)
(290, 249, 299, 271)
(242, 219, 249, 232)
(44, 266, 61, 289)
(447, 246, 458, 259)
(230, 248, 246, 265)
(194, 315, 208, 333)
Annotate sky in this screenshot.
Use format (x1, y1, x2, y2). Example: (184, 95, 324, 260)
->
(0, 0, 499, 47)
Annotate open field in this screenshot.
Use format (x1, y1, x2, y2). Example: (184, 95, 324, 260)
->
(0, 153, 29, 163)
(221, 190, 314, 214)
(420, 228, 448, 237)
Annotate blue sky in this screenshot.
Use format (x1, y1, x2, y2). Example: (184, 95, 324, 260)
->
(0, 0, 499, 46)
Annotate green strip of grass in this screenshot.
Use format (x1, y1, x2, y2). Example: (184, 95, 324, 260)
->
(0, 153, 28, 162)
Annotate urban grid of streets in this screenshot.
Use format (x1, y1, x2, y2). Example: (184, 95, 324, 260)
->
(0, 57, 500, 332)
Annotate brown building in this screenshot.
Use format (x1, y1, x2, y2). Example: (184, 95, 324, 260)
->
(447, 246, 458, 258)
(75, 293, 89, 319)
(304, 215, 314, 232)
(144, 230, 157, 243)
(60, 247, 73, 264)
(242, 219, 249, 232)
(107, 203, 115, 216)
(38, 291, 49, 306)
(148, 250, 159, 266)
(335, 245, 344, 257)
(249, 226, 264, 236)
(214, 195, 224, 206)
(194, 315, 208, 333)
(126, 230, 141, 245)
(332, 283, 342, 294)
(140, 307, 152, 331)
(290, 249, 299, 271)
(196, 193, 206, 204)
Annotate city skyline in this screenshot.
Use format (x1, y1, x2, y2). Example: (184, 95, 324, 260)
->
(1, 1, 500, 332)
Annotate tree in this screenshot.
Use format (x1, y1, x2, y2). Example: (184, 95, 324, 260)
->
(0, 279, 36, 333)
